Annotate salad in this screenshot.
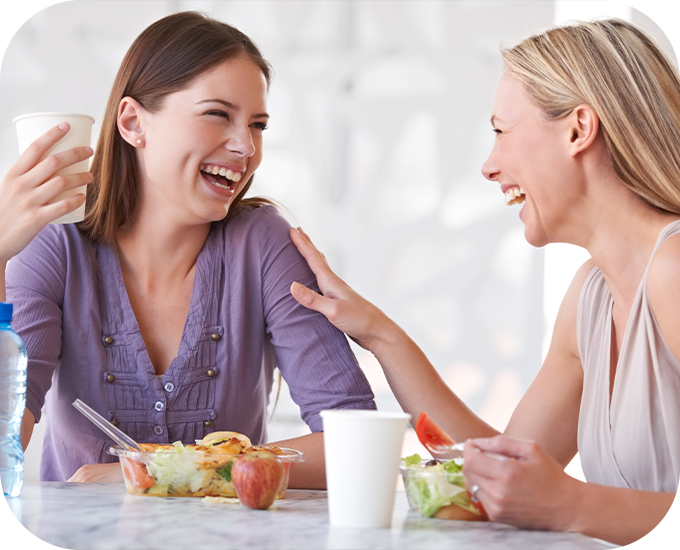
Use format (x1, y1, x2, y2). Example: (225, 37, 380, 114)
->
(400, 453, 483, 518)
(108, 431, 303, 498)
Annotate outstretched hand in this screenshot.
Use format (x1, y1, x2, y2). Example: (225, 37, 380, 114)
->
(462, 435, 583, 532)
(289, 227, 388, 351)
(0, 122, 93, 265)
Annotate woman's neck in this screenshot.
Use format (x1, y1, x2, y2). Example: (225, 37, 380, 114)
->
(115, 216, 211, 292)
(581, 189, 679, 308)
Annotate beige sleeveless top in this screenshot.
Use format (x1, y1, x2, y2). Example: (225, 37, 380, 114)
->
(577, 220, 680, 493)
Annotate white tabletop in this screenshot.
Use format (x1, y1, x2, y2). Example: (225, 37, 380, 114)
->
(6, 481, 617, 550)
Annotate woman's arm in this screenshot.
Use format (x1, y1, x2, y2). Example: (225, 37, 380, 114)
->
(289, 227, 498, 442)
(269, 432, 326, 489)
(1, 124, 93, 451)
(502, 259, 593, 465)
(291, 227, 593, 460)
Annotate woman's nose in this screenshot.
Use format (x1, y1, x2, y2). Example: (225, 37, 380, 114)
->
(226, 126, 256, 158)
(481, 149, 499, 181)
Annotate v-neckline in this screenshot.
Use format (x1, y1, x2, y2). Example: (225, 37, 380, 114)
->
(604, 220, 680, 414)
(109, 229, 216, 380)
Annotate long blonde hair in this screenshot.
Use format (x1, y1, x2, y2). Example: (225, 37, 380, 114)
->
(502, 18, 680, 215)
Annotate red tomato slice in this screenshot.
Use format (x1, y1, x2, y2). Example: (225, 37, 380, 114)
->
(121, 458, 156, 489)
(415, 412, 455, 452)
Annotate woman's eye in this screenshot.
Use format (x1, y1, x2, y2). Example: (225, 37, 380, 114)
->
(251, 122, 269, 131)
(207, 110, 230, 120)
(492, 127, 502, 134)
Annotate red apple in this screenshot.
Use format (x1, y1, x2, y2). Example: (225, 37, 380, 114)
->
(231, 451, 285, 510)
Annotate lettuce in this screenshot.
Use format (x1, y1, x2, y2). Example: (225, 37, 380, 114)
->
(402, 453, 422, 467)
(402, 456, 481, 517)
(146, 443, 213, 494)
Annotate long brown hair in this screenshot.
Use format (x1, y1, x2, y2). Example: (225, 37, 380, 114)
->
(502, 19, 680, 215)
(79, 11, 274, 242)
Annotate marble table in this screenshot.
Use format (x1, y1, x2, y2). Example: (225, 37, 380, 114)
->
(5, 481, 617, 550)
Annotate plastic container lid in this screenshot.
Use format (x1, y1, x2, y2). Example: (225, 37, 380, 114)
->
(0, 303, 13, 322)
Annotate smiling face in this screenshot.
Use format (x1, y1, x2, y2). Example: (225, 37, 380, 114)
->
(133, 55, 269, 226)
(481, 72, 578, 247)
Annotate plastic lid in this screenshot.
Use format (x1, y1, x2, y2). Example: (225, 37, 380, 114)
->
(0, 303, 12, 322)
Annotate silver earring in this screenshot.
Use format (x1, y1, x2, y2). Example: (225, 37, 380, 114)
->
(136, 139, 142, 144)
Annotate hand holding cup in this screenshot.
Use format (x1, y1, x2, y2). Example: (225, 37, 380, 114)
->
(0, 121, 94, 264)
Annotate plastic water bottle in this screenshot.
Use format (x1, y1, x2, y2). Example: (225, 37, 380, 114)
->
(0, 303, 27, 497)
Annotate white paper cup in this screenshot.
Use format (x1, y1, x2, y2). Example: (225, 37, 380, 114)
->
(13, 112, 95, 224)
(321, 409, 411, 528)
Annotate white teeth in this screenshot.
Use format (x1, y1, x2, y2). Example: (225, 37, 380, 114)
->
(200, 164, 244, 183)
(211, 179, 231, 190)
(504, 186, 526, 206)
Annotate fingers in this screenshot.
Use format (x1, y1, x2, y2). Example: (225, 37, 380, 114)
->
(9, 123, 70, 177)
(290, 227, 332, 273)
(24, 146, 94, 187)
(471, 435, 534, 460)
(38, 171, 94, 205)
(8, 122, 94, 185)
(290, 281, 329, 314)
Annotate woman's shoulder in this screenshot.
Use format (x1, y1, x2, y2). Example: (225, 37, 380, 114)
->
(6, 224, 96, 300)
(219, 202, 292, 240)
(12, 223, 92, 266)
(647, 230, 680, 362)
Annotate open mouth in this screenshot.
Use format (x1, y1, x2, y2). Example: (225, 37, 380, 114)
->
(504, 186, 525, 206)
(200, 163, 243, 190)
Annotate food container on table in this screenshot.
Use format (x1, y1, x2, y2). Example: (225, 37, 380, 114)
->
(400, 458, 487, 521)
(108, 444, 304, 498)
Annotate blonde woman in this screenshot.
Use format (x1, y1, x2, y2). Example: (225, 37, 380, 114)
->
(290, 19, 679, 545)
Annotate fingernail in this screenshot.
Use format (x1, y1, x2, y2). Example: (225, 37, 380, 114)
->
(84, 146, 93, 154)
(58, 122, 68, 130)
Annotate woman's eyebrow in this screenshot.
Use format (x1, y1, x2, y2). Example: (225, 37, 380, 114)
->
(197, 98, 269, 119)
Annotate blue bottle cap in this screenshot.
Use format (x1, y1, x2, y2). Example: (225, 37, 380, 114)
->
(0, 302, 13, 322)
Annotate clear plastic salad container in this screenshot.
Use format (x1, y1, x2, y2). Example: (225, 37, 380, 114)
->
(400, 454, 485, 520)
(108, 443, 304, 498)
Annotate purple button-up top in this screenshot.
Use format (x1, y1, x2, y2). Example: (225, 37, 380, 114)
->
(6, 205, 375, 481)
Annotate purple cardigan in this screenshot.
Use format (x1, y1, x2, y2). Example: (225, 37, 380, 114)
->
(6, 205, 375, 481)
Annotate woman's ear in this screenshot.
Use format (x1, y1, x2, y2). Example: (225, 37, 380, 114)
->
(567, 104, 599, 157)
(117, 97, 146, 147)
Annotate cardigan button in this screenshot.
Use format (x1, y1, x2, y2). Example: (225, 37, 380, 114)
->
(203, 420, 214, 428)
(103, 336, 114, 345)
(111, 418, 119, 427)
(211, 333, 221, 341)
(105, 374, 115, 383)
(206, 369, 216, 378)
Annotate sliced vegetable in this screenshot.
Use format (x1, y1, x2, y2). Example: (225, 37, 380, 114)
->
(121, 458, 156, 489)
(415, 412, 455, 454)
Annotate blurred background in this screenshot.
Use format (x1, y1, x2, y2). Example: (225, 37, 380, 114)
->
(0, 1, 675, 483)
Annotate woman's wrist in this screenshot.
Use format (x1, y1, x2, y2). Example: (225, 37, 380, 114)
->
(554, 475, 588, 533)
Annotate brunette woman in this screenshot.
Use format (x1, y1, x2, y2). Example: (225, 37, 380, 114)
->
(4, 11, 375, 487)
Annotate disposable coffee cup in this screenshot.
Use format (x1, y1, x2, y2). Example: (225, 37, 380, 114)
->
(321, 410, 411, 528)
(13, 112, 95, 224)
